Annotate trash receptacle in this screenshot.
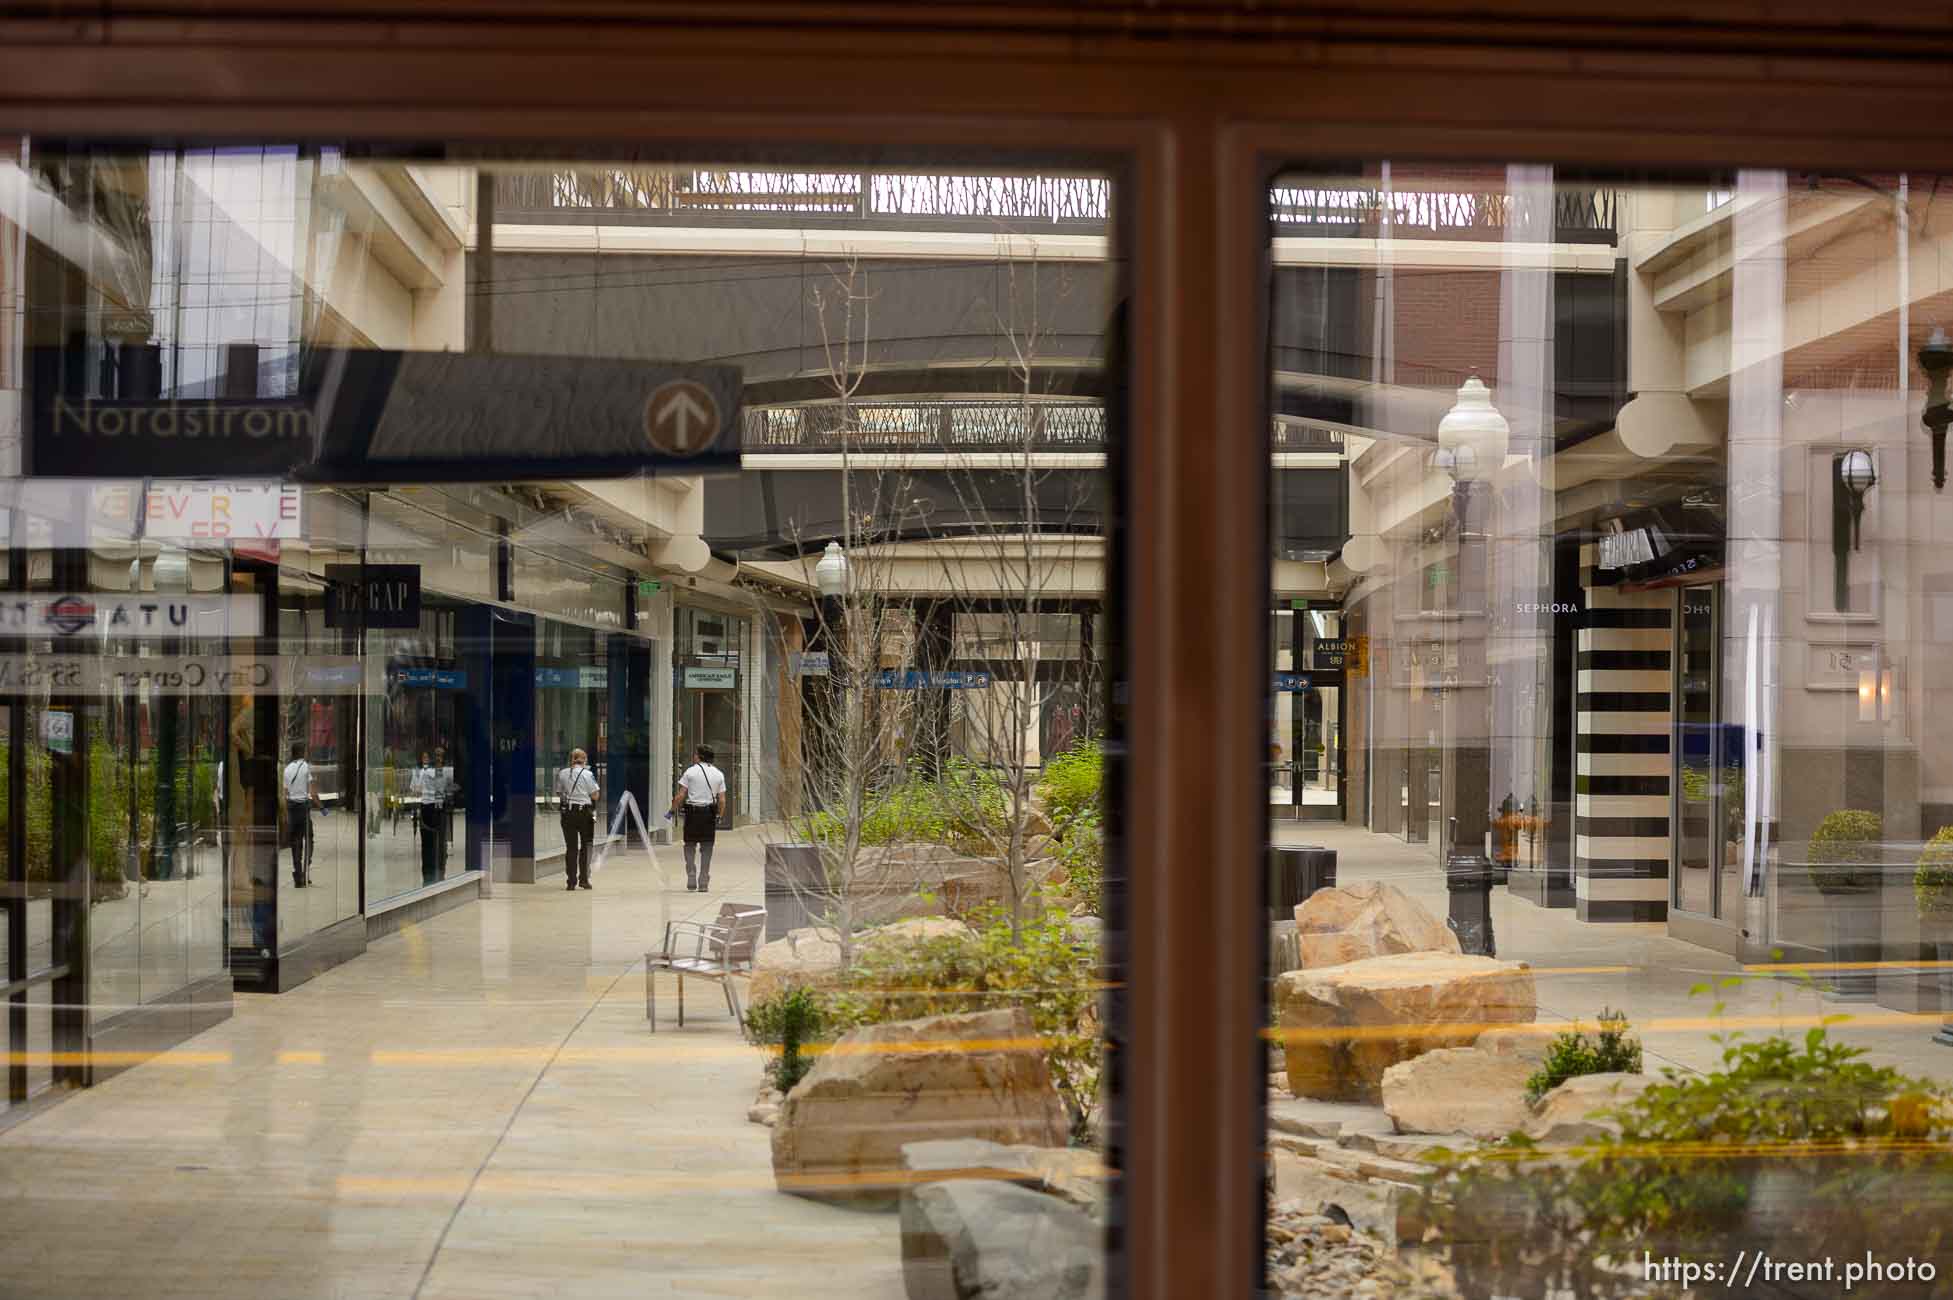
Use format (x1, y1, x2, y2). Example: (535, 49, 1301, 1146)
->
(763, 843, 825, 940)
(1269, 845, 1338, 919)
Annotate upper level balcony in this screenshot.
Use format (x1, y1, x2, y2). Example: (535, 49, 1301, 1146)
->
(494, 168, 1618, 246)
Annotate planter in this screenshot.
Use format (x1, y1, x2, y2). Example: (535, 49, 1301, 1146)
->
(1819, 886, 1879, 1000)
(1934, 932, 1953, 1017)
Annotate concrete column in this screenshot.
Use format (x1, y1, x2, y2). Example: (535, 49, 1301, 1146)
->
(1724, 171, 1788, 942)
(1489, 165, 1557, 861)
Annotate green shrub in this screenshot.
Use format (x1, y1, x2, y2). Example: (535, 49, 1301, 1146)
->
(748, 905, 1103, 1144)
(1917, 826, 1953, 921)
(796, 759, 1006, 853)
(745, 985, 827, 1092)
(1417, 991, 1953, 1298)
(1523, 1008, 1642, 1104)
(1055, 807, 1104, 915)
(1808, 808, 1883, 895)
(1036, 739, 1103, 829)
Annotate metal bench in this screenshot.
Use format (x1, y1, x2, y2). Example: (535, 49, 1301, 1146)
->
(646, 902, 766, 1035)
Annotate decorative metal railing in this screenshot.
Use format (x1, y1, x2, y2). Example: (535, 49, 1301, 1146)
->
(495, 169, 1108, 228)
(743, 400, 1347, 452)
(1267, 183, 1617, 243)
(495, 169, 1615, 242)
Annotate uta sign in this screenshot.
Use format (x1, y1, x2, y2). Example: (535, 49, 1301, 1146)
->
(0, 595, 263, 640)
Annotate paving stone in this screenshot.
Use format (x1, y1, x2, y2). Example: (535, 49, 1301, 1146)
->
(1268, 1097, 1389, 1140)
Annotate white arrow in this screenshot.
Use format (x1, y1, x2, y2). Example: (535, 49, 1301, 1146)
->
(657, 391, 713, 450)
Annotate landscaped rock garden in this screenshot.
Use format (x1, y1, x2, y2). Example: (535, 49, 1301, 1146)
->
(771, 1006, 1069, 1204)
(1277, 952, 1539, 1102)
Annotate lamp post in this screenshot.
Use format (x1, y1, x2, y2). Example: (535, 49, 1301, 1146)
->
(810, 541, 851, 813)
(1436, 376, 1508, 956)
(1921, 327, 1952, 492)
(813, 538, 850, 681)
(1833, 449, 1876, 611)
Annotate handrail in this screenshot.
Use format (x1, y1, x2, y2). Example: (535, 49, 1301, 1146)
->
(1, 964, 71, 999)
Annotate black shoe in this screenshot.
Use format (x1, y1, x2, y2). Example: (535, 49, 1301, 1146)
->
(566, 882, 577, 891)
(578, 880, 592, 890)
(685, 879, 697, 892)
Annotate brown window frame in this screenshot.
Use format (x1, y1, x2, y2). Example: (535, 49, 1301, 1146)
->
(9, 11, 1953, 1296)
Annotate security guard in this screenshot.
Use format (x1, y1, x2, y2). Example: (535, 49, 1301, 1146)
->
(556, 748, 600, 890)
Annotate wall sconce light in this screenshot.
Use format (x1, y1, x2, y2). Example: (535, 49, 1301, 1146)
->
(1833, 449, 1877, 612)
(1920, 327, 1952, 492)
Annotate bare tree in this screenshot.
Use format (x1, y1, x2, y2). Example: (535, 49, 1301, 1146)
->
(742, 237, 1105, 958)
(912, 242, 1104, 937)
(745, 256, 939, 972)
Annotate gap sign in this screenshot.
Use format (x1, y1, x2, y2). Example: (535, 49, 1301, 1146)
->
(324, 564, 421, 631)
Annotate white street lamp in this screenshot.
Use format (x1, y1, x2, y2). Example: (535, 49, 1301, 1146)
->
(813, 541, 850, 598)
(1434, 376, 1506, 957)
(1436, 375, 1510, 482)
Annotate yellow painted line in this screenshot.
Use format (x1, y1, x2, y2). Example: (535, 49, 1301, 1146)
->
(338, 1166, 1121, 1199)
(1265, 1008, 1944, 1045)
(277, 1050, 325, 1065)
(1744, 959, 1953, 973)
(1444, 1137, 1953, 1165)
(4, 1050, 231, 1066)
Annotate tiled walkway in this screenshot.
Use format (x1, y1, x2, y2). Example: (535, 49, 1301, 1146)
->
(0, 827, 904, 1300)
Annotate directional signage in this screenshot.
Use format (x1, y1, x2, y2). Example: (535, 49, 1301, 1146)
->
(390, 667, 467, 690)
(643, 380, 723, 458)
(877, 670, 994, 690)
(26, 348, 743, 482)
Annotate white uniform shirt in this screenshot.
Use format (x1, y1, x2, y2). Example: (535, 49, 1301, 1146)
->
(676, 762, 725, 807)
(410, 765, 443, 803)
(556, 764, 598, 808)
(282, 759, 313, 802)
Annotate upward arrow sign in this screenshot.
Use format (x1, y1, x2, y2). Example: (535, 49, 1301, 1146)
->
(646, 380, 721, 456)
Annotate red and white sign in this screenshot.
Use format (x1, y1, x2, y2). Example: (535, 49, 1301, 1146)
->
(93, 481, 303, 542)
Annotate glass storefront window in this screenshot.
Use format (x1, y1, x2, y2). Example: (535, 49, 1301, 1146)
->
(1266, 164, 1953, 1294)
(0, 135, 1118, 1296)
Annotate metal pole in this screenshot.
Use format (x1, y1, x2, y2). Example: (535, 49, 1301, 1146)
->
(1444, 479, 1495, 955)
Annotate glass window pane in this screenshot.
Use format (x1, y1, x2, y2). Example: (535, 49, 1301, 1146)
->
(0, 139, 1119, 1295)
(1267, 164, 1953, 1292)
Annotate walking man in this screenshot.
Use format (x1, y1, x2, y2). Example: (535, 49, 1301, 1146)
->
(282, 744, 318, 888)
(411, 750, 445, 886)
(670, 745, 726, 892)
(556, 748, 599, 891)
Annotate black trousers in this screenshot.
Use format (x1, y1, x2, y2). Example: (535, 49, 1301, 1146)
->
(562, 806, 595, 886)
(286, 801, 310, 885)
(420, 802, 443, 884)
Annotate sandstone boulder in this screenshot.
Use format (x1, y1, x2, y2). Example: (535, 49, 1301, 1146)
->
(1522, 1072, 1654, 1146)
(1381, 1046, 1534, 1140)
(1471, 1025, 1553, 1063)
(751, 917, 974, 1005)
(772, 1007, 1068, 1203)
(1276, 952, 1536, 1102)
(901, 1138, 1111, 1220)
(901, 1179, 1104, 1300)
(749, 926, 845, 1004)
(1293, 881, 1461, 969)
